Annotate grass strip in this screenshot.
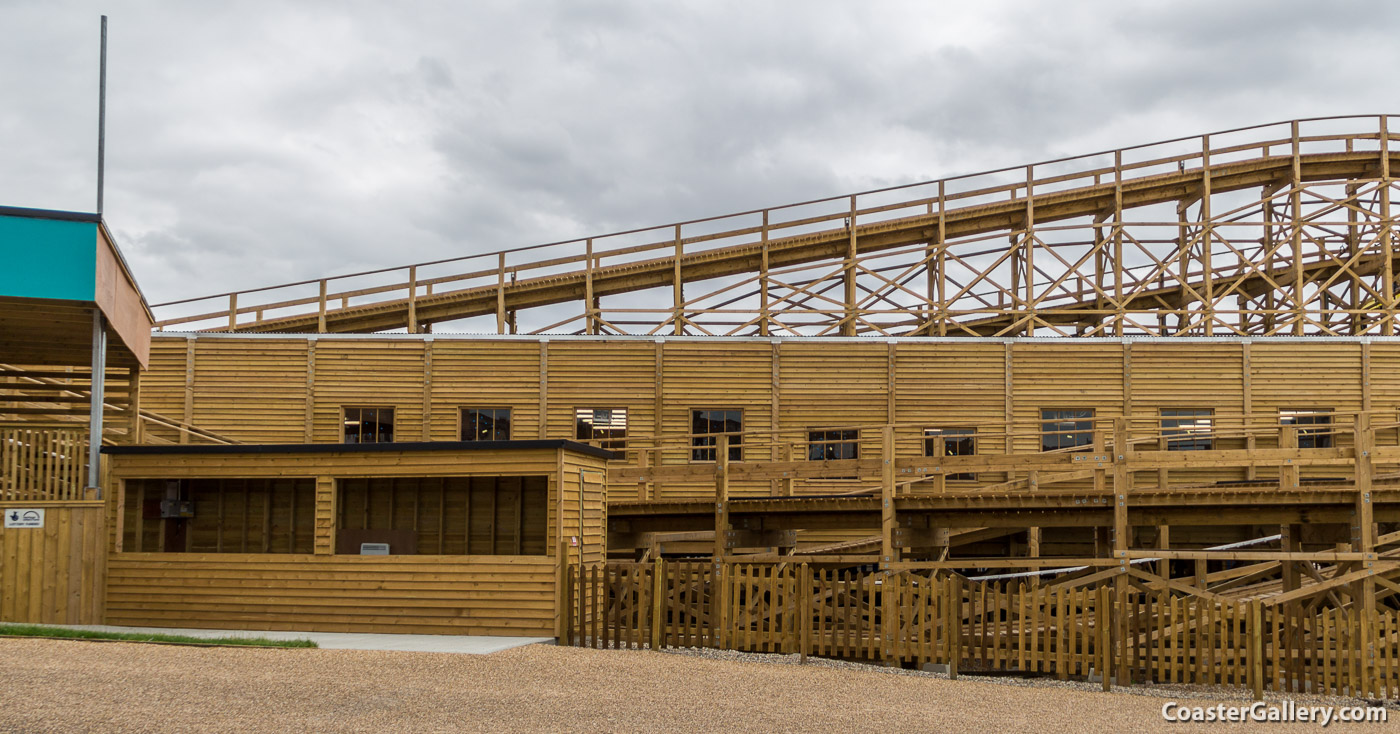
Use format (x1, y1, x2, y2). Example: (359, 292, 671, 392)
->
(0, 623, 317, 648)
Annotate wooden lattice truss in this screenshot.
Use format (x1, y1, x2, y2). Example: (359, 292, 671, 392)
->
(152, 116, 1400, 337)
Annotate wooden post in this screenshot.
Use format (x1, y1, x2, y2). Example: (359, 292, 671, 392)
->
(1200, 135, 1215, 336)
(126, 367, 143, 443)
(717, 562, 729, 650)
(227, 293, 238, 332)
(759, 211, 771, 337)
(1290, 121, 1305, 336)
(777, 441, 793, 497)
(556, 538, 569, 640)
(1380, 115, 1394, 336)
(316, 279, 328, 332)
(539, 342, 549, 440)
(584, 239, 596, 335)
(1354, 413, 1376, 554)
(420, 343, 433, 441)
(1243, 343, 1256, 480)
(881, 425, 896, 566)
(406, 266, 418, 333)
(1112, 149, 1125, 335)
(1100, 584, 1112, 692)
(931, 435, 947, 494)
(1279, 425, 1299, 490)
(1354, 412, 1376, 694)
(936, 180, 948, 336)
(1023, 165, 1036, 336)
(180, 338, 195, 444)
(1250, 599, 1264, 701)
(1112, 418, 1131, 556)
(714, 434, 729, 562)
(947, 574, 960, 680)
(842, 195, 858, 336)
(799, 562, 811, 664)
(304, 341, 316, 442)
(673, 224, 684, 336)
(651, 557, 663, 651)
(496, 253, 507, 334)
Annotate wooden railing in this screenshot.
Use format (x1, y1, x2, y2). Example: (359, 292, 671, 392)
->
(565, 561, 1400, 700)
(0, 427, 88, 501)
(149, 114, 1400, 336)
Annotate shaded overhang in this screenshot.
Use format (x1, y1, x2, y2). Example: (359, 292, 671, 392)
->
(0, 205, 153, 368)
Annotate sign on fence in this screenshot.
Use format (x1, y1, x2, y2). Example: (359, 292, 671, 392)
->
(4, 508, 45, 528)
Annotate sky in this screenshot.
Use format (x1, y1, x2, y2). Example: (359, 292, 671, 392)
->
(3, 1, 1399, 313)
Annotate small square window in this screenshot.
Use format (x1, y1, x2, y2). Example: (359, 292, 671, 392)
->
(924, 427, 975, 480)
(344, 407, 394, 444)
(808, 428, 859, 461)
(1280, 409, 1332, 449)
(576, 408, 627, 450)
(1041, 409, 1094, 452)
(462, 408, 511, 442)
(691, 409, 742, 462)
(1161, 409, 1213, 451)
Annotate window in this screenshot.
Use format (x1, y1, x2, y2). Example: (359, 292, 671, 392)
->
(1041, 409, 1095, 452)
(344, 407, 394, 444)
(1161, 409, 1214, 451)
(121, 478, 316, 554)
(462, 408, 511, 442)
(691, 409, 742, 462)
(925, 427, 976, 480)
(1280, 409, 1333, 449)
(576, 408, 628, 450)
(337, 476, 548, 555)
(808, 428, 859, 461)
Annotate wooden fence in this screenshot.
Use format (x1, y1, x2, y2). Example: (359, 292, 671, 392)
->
(0, 427, 88, 501)
(564, 561, 1400, 700)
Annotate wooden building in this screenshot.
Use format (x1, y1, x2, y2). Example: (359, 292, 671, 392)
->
(102, 440, 609, 635)
(4, 117, 1400, 683)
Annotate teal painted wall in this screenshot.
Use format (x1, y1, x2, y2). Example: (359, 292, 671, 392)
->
(0, 214, 97, 301)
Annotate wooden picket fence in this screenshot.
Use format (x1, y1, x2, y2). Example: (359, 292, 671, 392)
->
(0, 427, 87, 501)
(563, 561, 1400, 699)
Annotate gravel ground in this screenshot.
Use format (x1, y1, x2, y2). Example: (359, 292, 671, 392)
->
(0, 638, 1392, 733)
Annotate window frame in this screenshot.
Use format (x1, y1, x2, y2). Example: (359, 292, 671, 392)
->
(1040, 408, 1096, 452)
(924, 427, 976, 481)
(807, 427, 860, 462)
(342, 406, 396, 444)
(1160, 408, 1215, 452)
(574, 407, 629, 451)
(459, 407, 513, 442)
(1279, 408, 1334, 449)
(690, 408, 743, 462)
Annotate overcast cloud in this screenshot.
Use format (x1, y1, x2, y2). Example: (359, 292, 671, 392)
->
(2, 1, 1398, 309)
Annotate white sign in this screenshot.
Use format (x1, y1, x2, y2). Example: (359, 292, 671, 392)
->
(4, 509, 44, 529)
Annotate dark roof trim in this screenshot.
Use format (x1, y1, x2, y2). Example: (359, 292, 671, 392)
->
(103, 439, 619, 461)
(0, 205, 102, 224)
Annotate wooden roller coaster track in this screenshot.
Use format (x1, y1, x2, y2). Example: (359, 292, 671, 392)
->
(153, 115, 1400, 337)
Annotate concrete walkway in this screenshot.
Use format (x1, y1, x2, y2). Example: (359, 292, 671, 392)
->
(23, 624, 552, 654)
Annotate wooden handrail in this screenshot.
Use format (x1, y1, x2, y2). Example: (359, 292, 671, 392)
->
(149, 115, 1400, 335)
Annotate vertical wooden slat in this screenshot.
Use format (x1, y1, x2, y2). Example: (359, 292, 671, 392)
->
(799, 564, 810, 663)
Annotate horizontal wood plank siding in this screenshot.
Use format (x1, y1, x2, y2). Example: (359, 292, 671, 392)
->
(662, 342, 773, 499)
(312, 340, 426, 443)
(429, 341, 540, 441)
(105, 554, 556, 635)
(192, 339, 307, 443)
(136, 334, 1393, 502)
